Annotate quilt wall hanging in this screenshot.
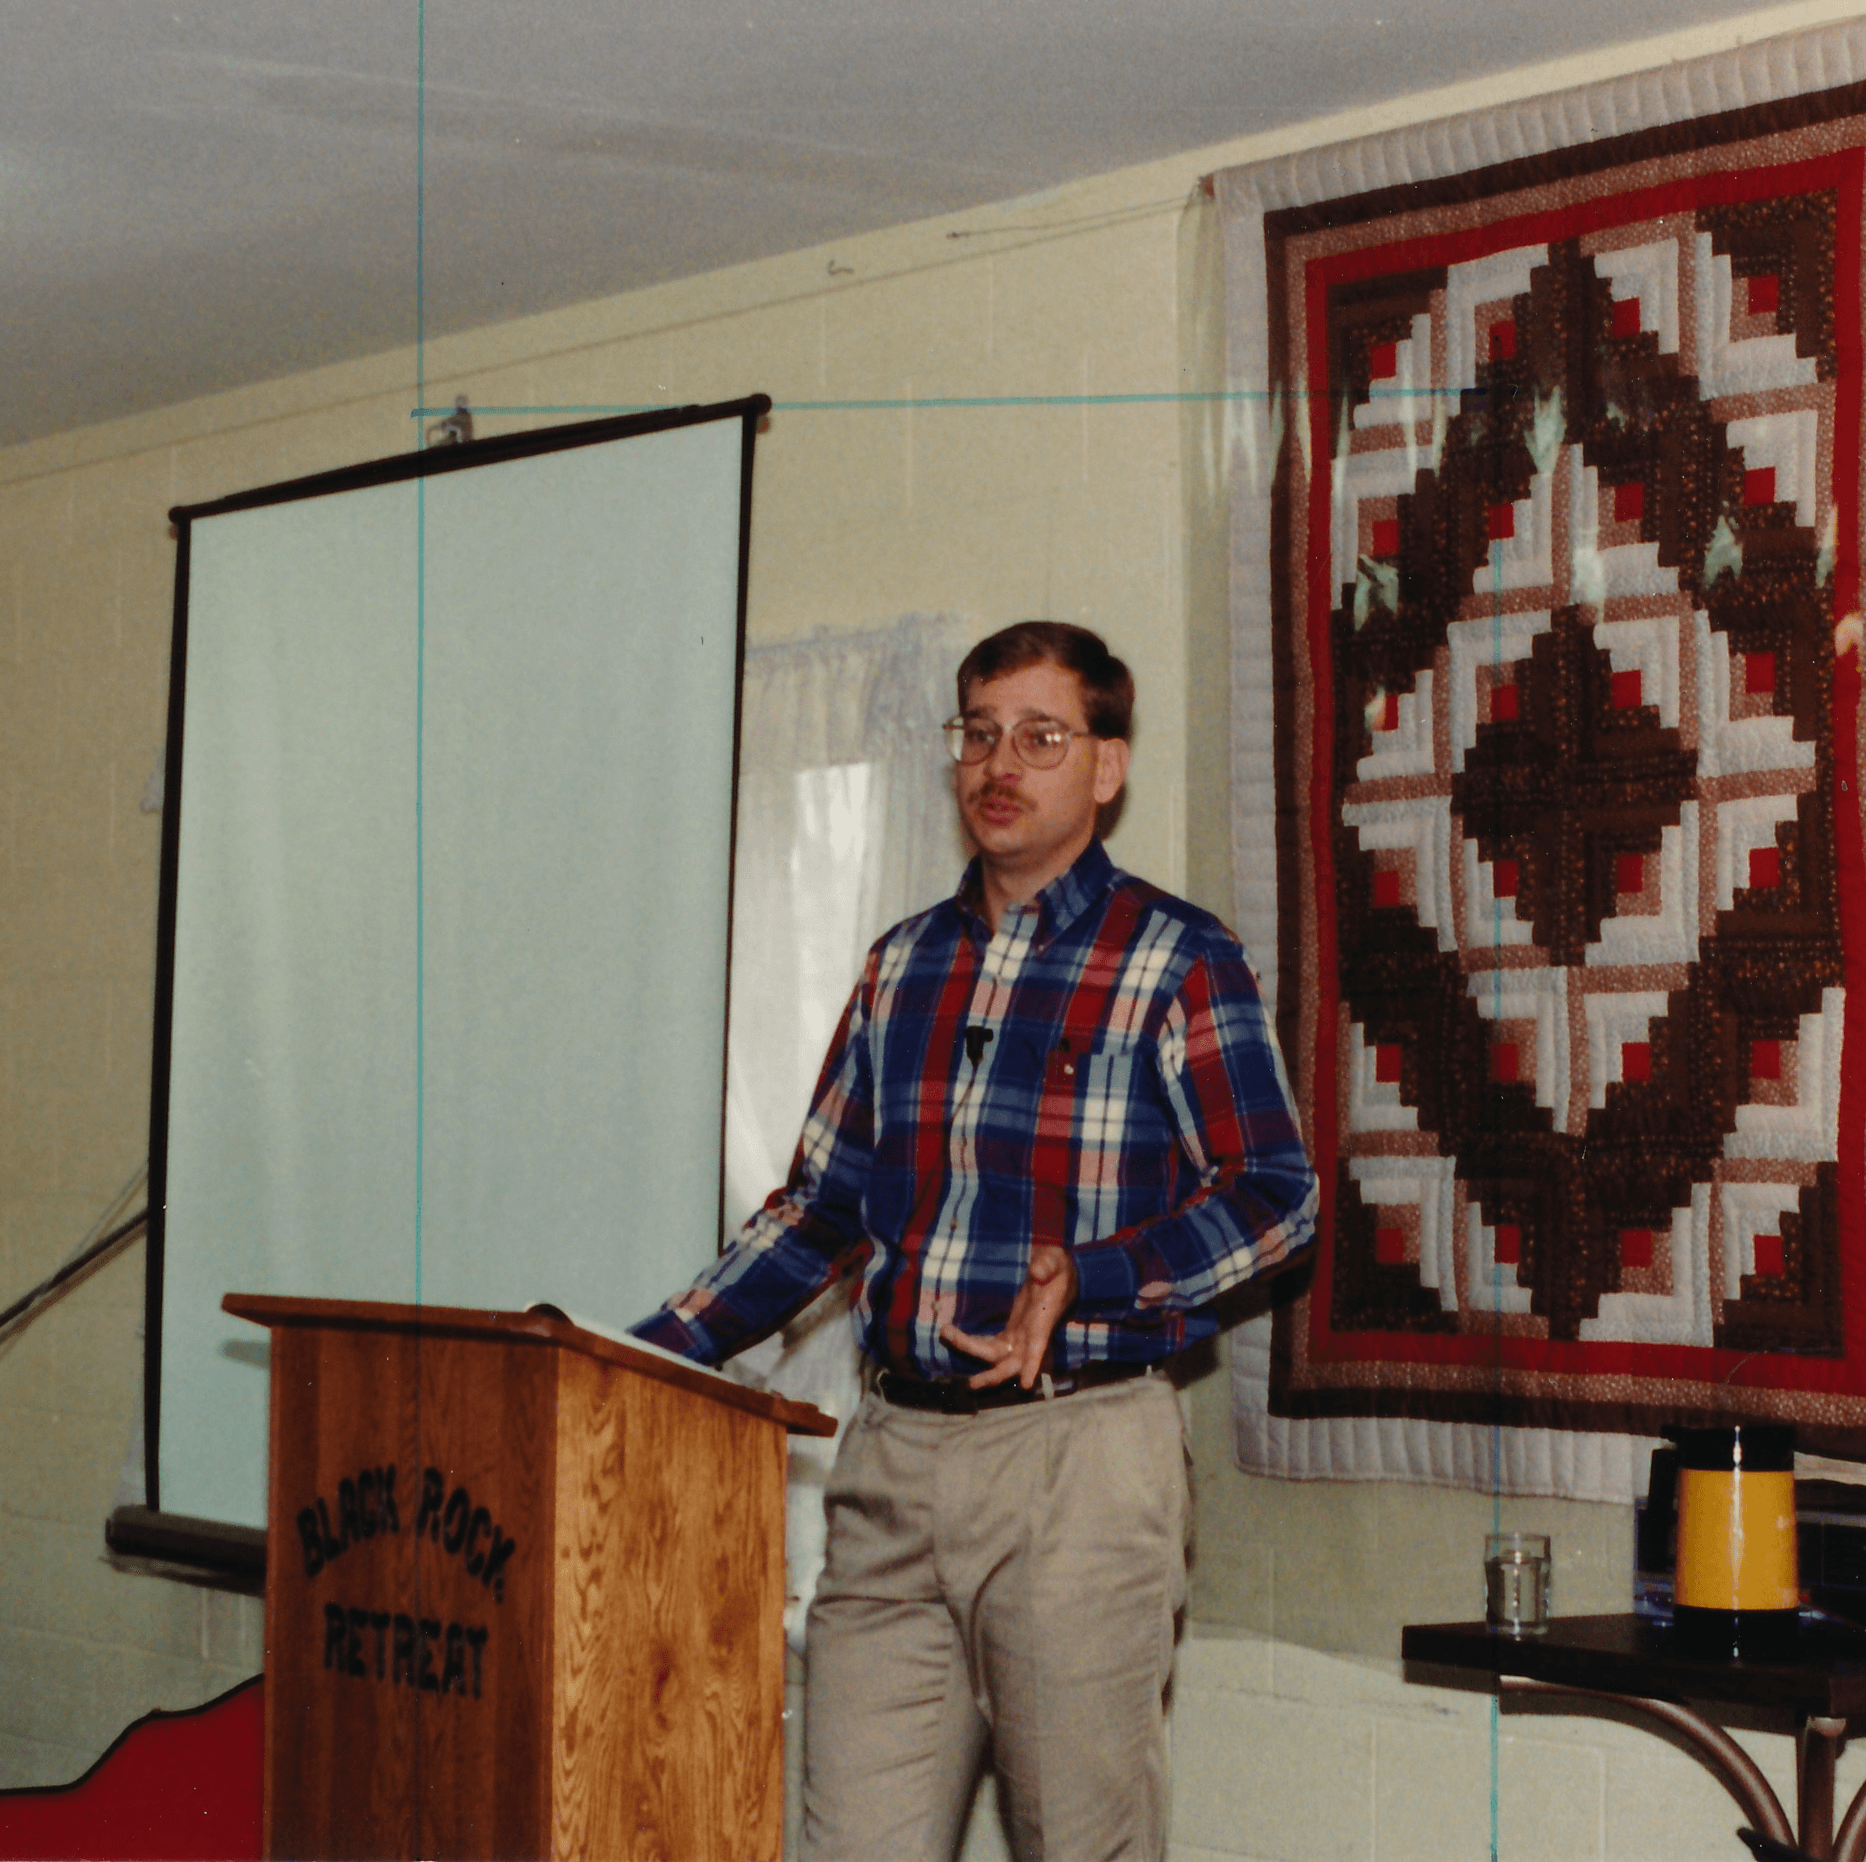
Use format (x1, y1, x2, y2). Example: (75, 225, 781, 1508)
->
(1217, 35, 1866, 1495)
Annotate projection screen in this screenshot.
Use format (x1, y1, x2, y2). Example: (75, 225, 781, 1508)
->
(145, 399, 764, 1533)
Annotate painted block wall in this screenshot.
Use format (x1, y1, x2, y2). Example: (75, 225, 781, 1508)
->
(2, 0, 1856, 1845)
(1158, 1632, 1855, 1862)
(0, 166, 1196, 1793)
(792, 1631, 1845, 1862)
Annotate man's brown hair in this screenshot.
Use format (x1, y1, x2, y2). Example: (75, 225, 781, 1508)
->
(955, 622, 1135, 740)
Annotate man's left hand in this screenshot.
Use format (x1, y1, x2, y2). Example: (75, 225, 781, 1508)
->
(939, 1243, 1079, 1389)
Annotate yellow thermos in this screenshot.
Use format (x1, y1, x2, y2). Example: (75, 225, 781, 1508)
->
(1673, 1424, 1800, 1658)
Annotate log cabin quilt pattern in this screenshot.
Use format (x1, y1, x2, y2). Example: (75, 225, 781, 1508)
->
(1257, 86, 1866, 1456)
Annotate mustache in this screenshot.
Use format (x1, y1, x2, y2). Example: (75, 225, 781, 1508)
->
(967, 782, 1027, 810)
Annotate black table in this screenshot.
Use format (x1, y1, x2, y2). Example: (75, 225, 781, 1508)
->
(1403, 1614, 1866, 1860)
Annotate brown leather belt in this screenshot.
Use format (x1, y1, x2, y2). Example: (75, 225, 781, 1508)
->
(875, 1360, 1154, 1414)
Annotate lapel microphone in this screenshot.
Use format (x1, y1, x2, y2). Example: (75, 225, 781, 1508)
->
(964, 1026, 995, 1067)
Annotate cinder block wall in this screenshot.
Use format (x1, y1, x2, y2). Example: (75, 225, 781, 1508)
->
(0, 163, 1195, 1791)
(940, 1629, 1852, 1862)
(1, 3, 1845, 1850)
(1, 449, 267, 1783)
(1161, 1632, 1861, 1862)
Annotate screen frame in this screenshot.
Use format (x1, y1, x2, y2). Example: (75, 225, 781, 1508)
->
(139, 394, 768, 1558)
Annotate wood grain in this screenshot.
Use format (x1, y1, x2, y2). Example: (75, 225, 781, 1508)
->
(241, 1296, 791, 1861)
(263, 1322, 556, 1859)
(263, 1321, 421, 1859)
(225, 1294, 836, 1437)
(549, 1351, 788, 1860)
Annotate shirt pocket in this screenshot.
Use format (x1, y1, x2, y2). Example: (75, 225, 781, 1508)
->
(1044, 1036, 1143, 1113)
(1036, 1037, 1148, 1195)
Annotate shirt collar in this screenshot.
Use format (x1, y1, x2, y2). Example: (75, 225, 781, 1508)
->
(955, 838, 1118, 948)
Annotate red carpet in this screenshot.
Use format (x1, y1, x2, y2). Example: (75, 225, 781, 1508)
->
(0, 1676, 262, 1861)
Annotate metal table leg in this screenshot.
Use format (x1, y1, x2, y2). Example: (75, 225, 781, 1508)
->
(1831, 1767, 1866, 1862)
(1501, 1677, 1796, 1852)
(1800, 1717, 1848, 1859)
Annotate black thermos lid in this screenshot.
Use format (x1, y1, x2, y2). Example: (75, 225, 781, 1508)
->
(1674, 1424, 1795, 1472)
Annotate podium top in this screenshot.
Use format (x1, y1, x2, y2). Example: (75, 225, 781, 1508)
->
(224, 1292, 838, 1437)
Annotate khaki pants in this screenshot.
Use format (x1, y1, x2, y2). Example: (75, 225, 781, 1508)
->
(800, 1373, 1190, 1862)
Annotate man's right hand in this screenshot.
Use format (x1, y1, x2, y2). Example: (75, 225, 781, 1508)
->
(938, 1243, 1078, 1389)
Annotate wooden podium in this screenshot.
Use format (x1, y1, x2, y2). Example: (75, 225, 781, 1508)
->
(223, 1294, 836, 1862)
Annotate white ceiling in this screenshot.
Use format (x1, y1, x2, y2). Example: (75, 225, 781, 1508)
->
(6, 0, 1784, 449)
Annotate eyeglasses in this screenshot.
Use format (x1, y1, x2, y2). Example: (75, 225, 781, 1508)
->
(942, 715, 1095, 769)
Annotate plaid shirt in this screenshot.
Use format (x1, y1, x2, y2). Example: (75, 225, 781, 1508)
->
(633, 839, 1317, 1378)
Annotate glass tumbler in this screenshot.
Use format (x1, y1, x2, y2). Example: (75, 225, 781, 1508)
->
(1485, 1531, 1551, 1634)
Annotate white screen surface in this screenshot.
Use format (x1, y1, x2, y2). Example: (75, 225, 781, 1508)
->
(157, 413, 750, 1528)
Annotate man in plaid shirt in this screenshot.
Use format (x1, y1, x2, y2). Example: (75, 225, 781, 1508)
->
(634, 622, 1316, 1862)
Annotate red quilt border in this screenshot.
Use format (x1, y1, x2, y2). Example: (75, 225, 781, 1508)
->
(1292, 148, 1866, 1392)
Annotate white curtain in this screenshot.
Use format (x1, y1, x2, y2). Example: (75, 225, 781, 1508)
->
(722, 612, 974, 1645)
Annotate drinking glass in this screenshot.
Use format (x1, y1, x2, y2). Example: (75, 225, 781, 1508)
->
(1485, 1531, 1551, 1634)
